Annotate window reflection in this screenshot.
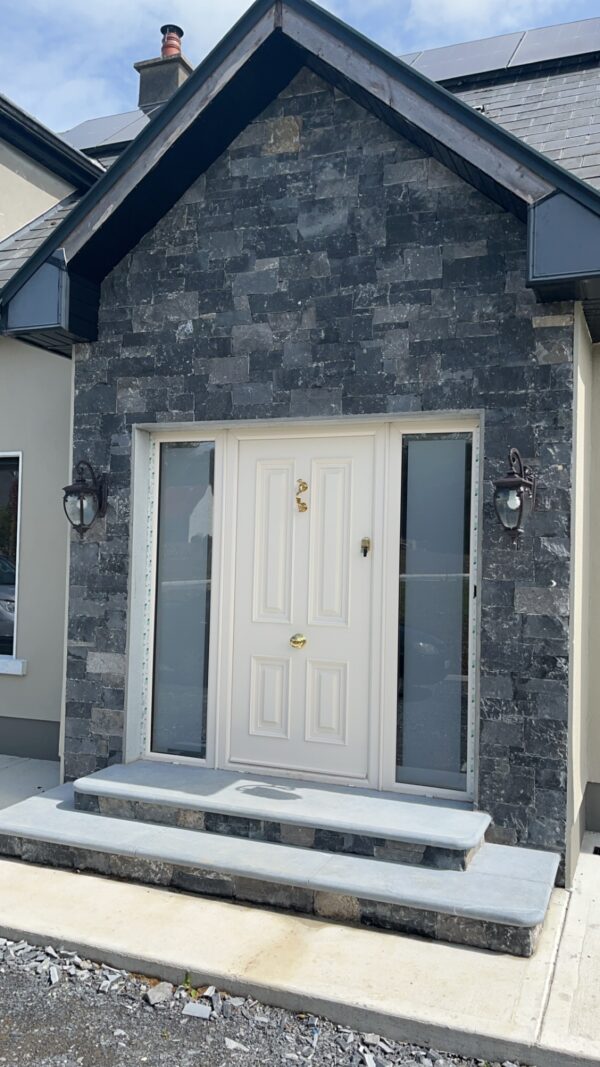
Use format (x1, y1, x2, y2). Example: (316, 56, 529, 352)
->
(151, 442, 215, 759)
(0, 457, 19, 657)
(396, 436, 472, 792)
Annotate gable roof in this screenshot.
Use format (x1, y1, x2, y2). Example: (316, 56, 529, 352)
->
(60, 16, 600, 163)
(4, 0, 600, 352)
(0, 93, 103, 189)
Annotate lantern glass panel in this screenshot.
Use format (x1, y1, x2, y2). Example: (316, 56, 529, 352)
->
(494, 486, 522, 530)
(81, 491, 99, 527)
(64, 492, 83, 526)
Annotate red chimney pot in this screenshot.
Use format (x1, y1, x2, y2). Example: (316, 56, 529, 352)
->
(160, 24, 184, 58)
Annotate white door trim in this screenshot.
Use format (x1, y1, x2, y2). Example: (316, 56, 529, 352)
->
(125, 415, 481, 799)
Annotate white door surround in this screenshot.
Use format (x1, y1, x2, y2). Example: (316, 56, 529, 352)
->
(125, 416, 480, 801)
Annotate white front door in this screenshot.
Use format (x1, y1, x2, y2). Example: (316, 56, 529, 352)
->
(228, 432, 376, 780)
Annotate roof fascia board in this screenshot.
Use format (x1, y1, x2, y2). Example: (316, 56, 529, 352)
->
(283, 0, 600, 218)
(280, 3, 551, 205)
(0, 102, 103, 189)
(60, 4, 278, 264)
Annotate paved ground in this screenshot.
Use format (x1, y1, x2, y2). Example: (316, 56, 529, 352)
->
(0, 858, 567, 1066)
(0, 755, 59, 810)
(540, 832, 600, 1062)
(0, 938, 529, 1067)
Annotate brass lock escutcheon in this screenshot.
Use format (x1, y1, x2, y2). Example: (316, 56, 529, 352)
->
(289, 633, 307, 649)
(296, 479, 309, 512)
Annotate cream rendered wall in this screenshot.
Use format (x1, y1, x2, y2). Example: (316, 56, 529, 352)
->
(0, 337, 72, 754)
(567, 304, 593, 884)
(0, 140, 73, 240)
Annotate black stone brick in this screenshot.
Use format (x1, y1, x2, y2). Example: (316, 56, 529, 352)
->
(63, 67, 574, 862)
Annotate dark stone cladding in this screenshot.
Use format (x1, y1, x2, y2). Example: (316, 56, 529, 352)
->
(74, 792, 478, 870)
(0, 833, 540, 956)
(65, 68, 574, 862)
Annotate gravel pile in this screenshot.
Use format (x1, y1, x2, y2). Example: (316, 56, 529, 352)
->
(0, 936, 536, 1067)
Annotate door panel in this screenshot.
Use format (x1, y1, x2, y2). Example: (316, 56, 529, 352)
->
(253, 461, 295, 623)
(305, 660, 348, 745)
(249, 656, 291, 738)
(308, 460, 352, 627)
(229, 434, 375, 780)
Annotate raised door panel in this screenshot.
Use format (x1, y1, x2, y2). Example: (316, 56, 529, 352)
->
(252, 461, 294, 624)
(308, 459, 352, 627)
(249, 656, 291, 739)
(305, 660, 348, 745)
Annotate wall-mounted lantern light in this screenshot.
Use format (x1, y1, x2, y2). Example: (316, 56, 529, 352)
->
(63, 461, 108, 537)
(493, 448, 537, 544)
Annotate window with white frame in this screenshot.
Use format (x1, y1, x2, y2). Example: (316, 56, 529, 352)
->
(0, 456, 20, 657)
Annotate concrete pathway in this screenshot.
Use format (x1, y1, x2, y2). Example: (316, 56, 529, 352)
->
(0, 832, 597, 1064)
(539, 832, 600, 1063)
(0, 754, 60, 809)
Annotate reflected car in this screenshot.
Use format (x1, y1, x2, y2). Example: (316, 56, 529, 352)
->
(0, 554, 16, 650)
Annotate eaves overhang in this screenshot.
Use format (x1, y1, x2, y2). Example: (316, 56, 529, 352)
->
(4, 0, 600, 349)
(0, 95, 104, 189)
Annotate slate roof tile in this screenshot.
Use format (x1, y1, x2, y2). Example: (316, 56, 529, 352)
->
(454, 58, 600, 188)
(0, 194, 81, 289)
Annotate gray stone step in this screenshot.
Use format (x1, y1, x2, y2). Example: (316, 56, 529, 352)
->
(0, 786, 559, 957)
(73, 761, 491, 871)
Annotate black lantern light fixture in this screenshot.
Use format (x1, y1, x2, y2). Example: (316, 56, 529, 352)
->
(63, 462, 108, 537)
(493, 447, 537, 544)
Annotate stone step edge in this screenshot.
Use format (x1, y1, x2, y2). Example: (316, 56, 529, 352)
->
(73, 773, 491, 854)
(2, 832, 545, 958)
(73, 789, 479, 871)
(0, 788, 558, 932)
(0, 822, 551, 959)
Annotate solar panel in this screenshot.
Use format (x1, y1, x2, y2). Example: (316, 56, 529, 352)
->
(61, 110, 149, 150)
(510, 18, 600, 67)
(398, 51, 421, 67)
(410, 31, 524, 82)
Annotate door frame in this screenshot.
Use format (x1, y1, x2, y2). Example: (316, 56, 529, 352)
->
(125, 414, 481, 800)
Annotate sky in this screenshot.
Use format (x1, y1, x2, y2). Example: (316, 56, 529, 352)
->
(0, 0, 598, 133)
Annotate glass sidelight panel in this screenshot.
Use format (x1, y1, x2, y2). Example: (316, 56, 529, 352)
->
(396, 435, 472, 792)
(0, 456, 19, 657)
(151, 442, 214, 759)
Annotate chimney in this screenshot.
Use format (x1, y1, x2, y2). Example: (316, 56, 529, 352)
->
(134, 24, 193, 113)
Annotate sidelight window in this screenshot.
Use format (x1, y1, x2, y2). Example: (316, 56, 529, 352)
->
(396, 434, 473, 793)
(0, 455, 20, 659)
(151, 441, 215, 759)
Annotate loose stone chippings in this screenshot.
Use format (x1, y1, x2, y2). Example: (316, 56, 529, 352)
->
(0, 936, 539, 1067)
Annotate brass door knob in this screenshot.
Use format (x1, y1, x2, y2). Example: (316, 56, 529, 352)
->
(289, 633, 307, 649)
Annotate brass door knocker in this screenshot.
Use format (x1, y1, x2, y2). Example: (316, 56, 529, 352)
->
(296, 479, 308, 512)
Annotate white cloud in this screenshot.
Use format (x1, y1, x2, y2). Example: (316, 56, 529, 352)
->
(0, 0, 258, 130)
(0, 0, 592, 130)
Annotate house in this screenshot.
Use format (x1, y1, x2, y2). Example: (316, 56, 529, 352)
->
(0, 94, 101, 760)
(1, 0, 600, 957)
